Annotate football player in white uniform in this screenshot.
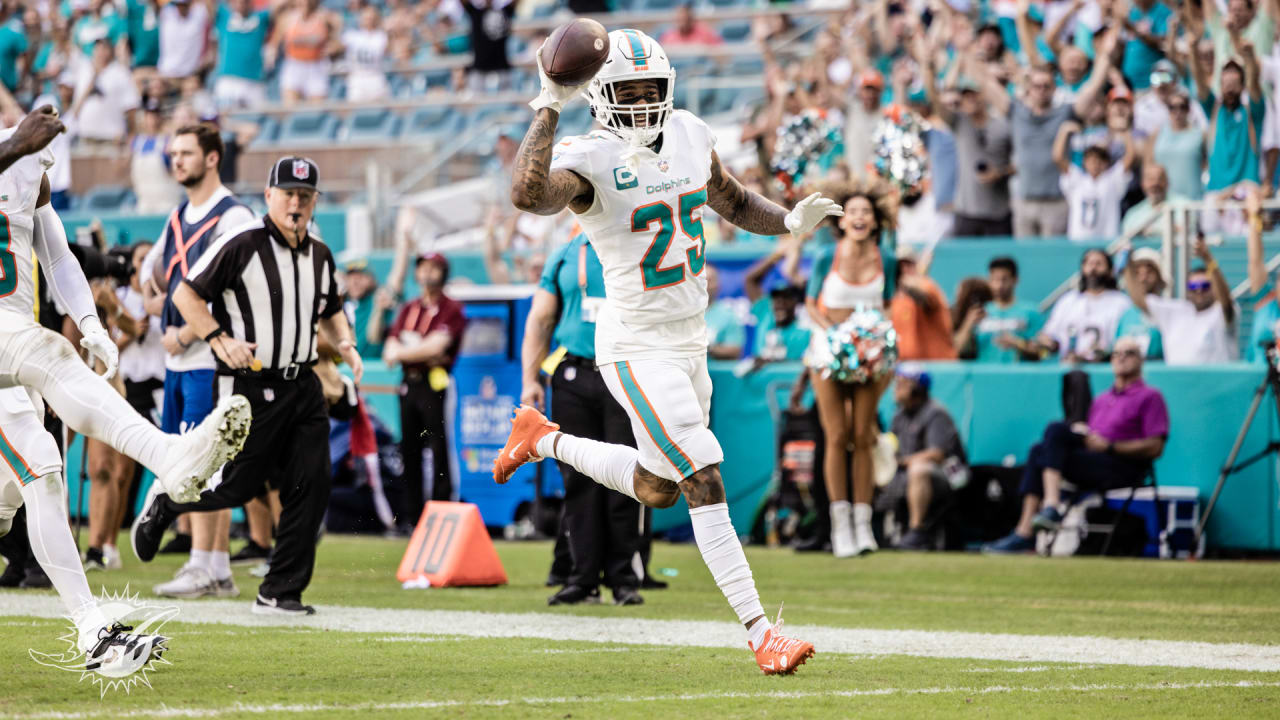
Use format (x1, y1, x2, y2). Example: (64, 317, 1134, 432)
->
(0, 108, 251, 676)
(495, 29, 839, 675)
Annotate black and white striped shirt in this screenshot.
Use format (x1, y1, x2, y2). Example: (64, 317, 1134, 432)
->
(184, 215, 342, 374)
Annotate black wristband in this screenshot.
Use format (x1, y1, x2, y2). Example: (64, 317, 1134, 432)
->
(203, 327, 225, 343)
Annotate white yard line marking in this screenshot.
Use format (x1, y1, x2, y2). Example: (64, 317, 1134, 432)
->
(2, 594, 1280, 672)
(7, 681, 1280, 719)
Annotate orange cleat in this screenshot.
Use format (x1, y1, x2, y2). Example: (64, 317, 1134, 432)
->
(751, 605, 815, 676)
(492, 405, 560, 484)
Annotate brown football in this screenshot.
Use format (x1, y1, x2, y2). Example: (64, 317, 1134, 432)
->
(540, 18, 610, 87)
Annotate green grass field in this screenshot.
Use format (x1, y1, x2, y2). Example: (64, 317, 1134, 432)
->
(2, 535, 1279, 718)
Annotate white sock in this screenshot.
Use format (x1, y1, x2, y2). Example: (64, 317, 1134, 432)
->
(537, 432, 639, 501)
(688, 503, 768, 641)
(210, 551, 231, 581)
(16, 329, 168, 472)
(853, 502, 873, 527)
(18, 474, 103, 651)
(190, 549, 213, 571)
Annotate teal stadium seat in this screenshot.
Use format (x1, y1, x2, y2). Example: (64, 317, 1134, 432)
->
(81, 185, 136, 213)
(278, 112, 340, 144)
(403, 106, 462, 140)
(720, 20, 751, 43)
(340, 108, 402, 142)
(641, 0, 681, 11)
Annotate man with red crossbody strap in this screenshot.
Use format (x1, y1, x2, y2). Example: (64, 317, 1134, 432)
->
(382, 252, 467, 529)
(139, 123, 255, 600)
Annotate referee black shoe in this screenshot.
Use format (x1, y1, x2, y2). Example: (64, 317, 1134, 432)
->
(253, 594, 316, 616)
(131, 486, 176, 563)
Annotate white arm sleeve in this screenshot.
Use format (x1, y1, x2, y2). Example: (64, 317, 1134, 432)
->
(32, 203, 100, 332)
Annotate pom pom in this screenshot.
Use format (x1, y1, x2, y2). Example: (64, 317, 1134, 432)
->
(808, 305, 899, 384)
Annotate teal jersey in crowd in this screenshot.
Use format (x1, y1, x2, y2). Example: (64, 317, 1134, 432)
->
(1244, 285, 1280, 362)
(0, 18, 27, 91)
(706, 301, 745, 356)
(750, 297, 810, 361)
(1115, 305, 1164, 359)
(215, 6, 271, 81)
(538, 234, 607, 359)
(124, 0, 159, 68)
(1121, 2, 1173, 91)
(974, 301, 1043, 363)
(1201, 93, 1267, 191)
(347, 293, 392, 359)
(72, 11, 125, 56)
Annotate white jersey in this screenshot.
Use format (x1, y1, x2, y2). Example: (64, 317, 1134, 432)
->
(550, 110, 716, 363)
(0, 127, 56, 320)
(1042, 288, 1133, 359)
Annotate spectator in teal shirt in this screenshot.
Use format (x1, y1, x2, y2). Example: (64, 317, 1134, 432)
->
(1244, 189, 1279, 361)
(0, 13, 25, 92)
(72, 0, 126, 56)
(1120, 0, 1173, 91)
(705, 264, 744, 359)
(973, 257, 1043, 363)
(752, 283, 810, 362)
(213, 0, 272, 109)
(1192, 47, 1266, 192)
(123, 0, 160, 69)
(342, 260, 394, 359)
(1114, 248, 1165, 359)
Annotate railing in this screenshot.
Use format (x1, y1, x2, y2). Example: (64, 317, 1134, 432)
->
(1038, 198, 1280, 313)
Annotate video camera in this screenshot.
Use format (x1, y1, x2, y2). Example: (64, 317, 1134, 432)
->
(67, 242, 134, 285)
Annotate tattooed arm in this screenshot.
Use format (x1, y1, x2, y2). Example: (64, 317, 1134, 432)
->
(706, 150, 790, 235)
(509, 108, 594, 216)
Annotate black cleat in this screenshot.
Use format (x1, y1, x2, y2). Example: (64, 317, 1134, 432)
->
(158, 533, 192, 555)
(20, 565, 51, 589)
(612, 585, 645, 606)
(230, 540, 271, 566)
(0, 560, 22, 587)
(640, 575, 668, 590)
(131, 489, 176, 563)
(252, 594, 316, 616)
(547, 584, 601, 606)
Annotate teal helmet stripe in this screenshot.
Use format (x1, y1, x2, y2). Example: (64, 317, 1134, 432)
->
(621, 28, 649, 66)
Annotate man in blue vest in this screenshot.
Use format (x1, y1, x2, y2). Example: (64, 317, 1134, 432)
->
(522, 232, 651, 606)
(140, 123, 254, 598)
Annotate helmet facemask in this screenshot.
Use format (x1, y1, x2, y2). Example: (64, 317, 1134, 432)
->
(587, 74, 675, 148)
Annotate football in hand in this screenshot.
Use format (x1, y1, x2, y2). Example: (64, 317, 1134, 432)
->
(540, 18, 610, 87)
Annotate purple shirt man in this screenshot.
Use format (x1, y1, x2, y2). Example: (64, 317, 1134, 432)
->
(1088, 379, 1170, 443)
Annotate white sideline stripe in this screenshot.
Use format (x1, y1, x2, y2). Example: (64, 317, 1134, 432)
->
(3, 595, 1280, 672)
(8, 682, 1280, 719)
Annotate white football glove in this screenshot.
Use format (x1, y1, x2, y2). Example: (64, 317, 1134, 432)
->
(529, 41, 587, 114)
(79, 316, 119, 381)
(783, 192, 844, 239)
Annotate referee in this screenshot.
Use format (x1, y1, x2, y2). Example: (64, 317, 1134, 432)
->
(131, 156, 363, 616)
(522, 232, 647, 607)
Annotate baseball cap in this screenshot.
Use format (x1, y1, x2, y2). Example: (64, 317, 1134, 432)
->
(1107, 86, 1133, 103)
(343, 258, 372, 274)
(896, 362, 932, 391)
(416, 251, 450, 273)
(767, 279, 804, 299)
(1150, 59, 1177, 87)
(953, 76, 981, 94)
(858, 70, 885, 90)
(1130, 247, 1163, 278)
(268, 156, 320, 191)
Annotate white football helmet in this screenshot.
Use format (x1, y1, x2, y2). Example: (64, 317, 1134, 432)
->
(585, 29, 676, 147)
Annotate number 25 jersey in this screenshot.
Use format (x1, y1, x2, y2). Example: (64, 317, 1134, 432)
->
(550, 110, 715, 363)
(0, 126, 55, 319)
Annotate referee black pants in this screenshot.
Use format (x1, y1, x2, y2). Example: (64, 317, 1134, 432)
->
(399, 375, 452, 525)
(165, 370, 331, 602)
(551, 358, 644, 590)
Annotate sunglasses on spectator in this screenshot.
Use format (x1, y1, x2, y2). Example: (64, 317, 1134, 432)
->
(1169, 103, 1190, 111)
(1112, 348, 1142, 359)
(1187, 280, 1212, 292)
